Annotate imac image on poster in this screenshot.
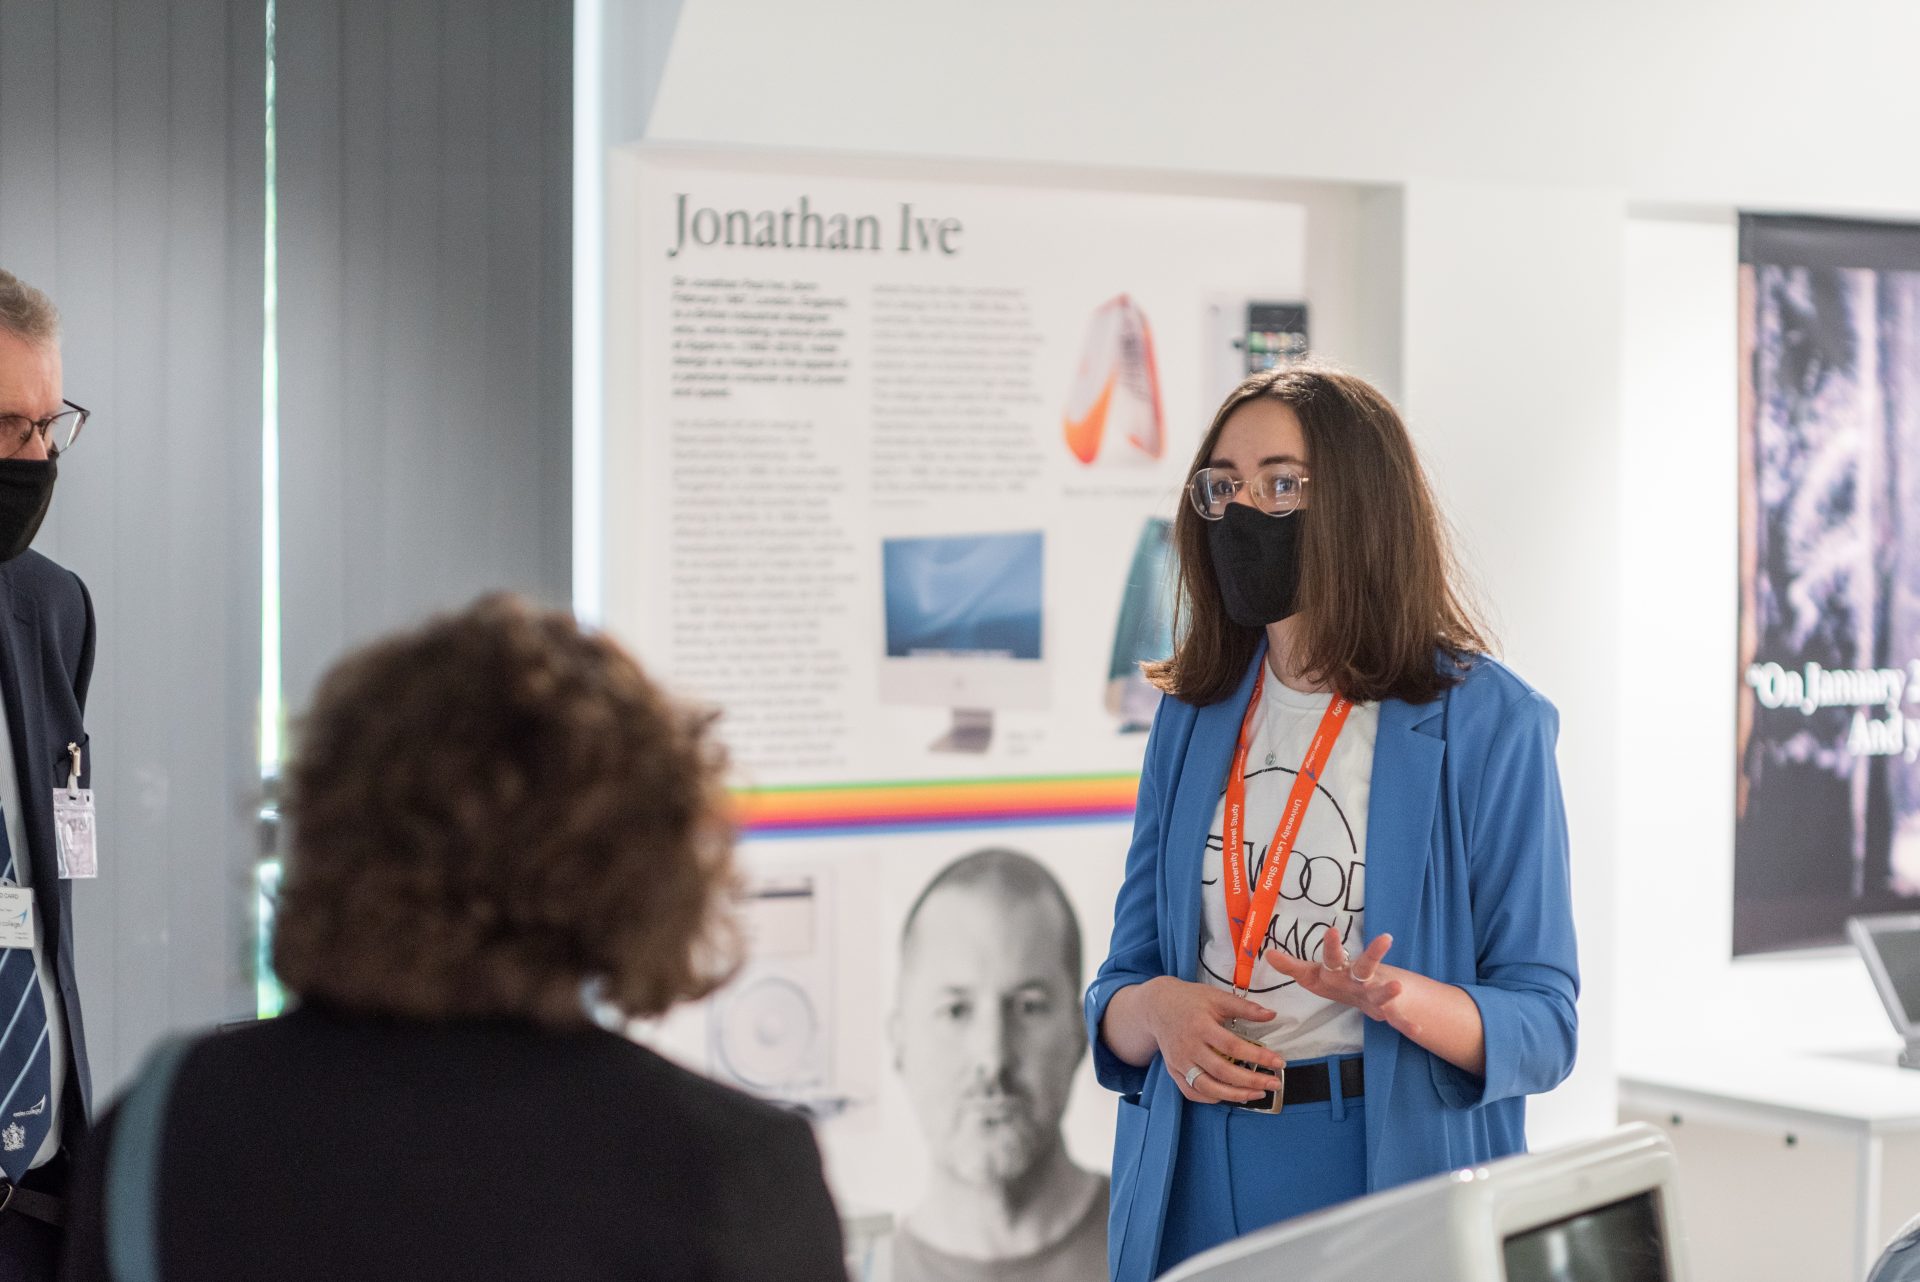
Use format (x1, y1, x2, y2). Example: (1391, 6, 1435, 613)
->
(880, 531, 1047, 753)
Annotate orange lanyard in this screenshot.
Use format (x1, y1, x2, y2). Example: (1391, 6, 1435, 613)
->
(1222, 675, 1354, 991)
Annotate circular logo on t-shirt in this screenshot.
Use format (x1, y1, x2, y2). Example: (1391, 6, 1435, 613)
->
(1201, 762, 1365, 995)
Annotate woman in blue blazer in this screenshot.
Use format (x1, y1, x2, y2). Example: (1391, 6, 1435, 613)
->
(1085, 367, 1578, 1281)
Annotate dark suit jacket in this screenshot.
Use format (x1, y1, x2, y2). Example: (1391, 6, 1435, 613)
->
(0, 550, 96, 1136)
(59, 1004, 848, 1281)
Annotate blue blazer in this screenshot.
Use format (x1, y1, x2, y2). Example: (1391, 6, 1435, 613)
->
(1083, 648, 1578, 1282)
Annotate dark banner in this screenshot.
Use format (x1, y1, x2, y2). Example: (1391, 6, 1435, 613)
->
(1737, 213, 1920, 953)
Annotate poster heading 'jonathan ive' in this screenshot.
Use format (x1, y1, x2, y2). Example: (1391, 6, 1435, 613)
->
(667, 194, 963, 258)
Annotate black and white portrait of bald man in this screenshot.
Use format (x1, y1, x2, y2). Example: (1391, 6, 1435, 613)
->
(888, 848, 1108, 1282)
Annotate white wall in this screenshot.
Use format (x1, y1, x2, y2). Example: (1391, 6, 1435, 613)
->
(1398, 180, 1626, 1142)
(643, 0, 1920, 215)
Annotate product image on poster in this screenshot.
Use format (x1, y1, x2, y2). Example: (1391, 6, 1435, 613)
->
(1105, 517, 1175, 733)
(1062, 295, 1163, 466)
(1736, 213, 1920, 954)
(708, 871, 839, 1110)
(1242, 301, 1310, 373)
(880, 532, 1046, 753)
(1202, 297, 1309, 411)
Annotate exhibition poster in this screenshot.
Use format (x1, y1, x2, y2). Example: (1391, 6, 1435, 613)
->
(606, 150, 1308, 1266)
(1737, 213, 1920, 954)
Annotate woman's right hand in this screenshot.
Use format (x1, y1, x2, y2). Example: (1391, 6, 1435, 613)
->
(1136, 976, 1287, 1104)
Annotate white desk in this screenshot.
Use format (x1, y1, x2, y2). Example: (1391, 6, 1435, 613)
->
(1621, 1047, 1920, 1280)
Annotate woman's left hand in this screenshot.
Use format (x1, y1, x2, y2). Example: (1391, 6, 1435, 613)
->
(1265, 933, 1423, 1039)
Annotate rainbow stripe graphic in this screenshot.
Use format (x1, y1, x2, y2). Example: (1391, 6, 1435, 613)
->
(735, 772, 1140, 839)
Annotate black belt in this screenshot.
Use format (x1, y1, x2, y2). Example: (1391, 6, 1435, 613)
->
(1233, 1055, 1364, 1114)
(0, 1178, 64, 1227)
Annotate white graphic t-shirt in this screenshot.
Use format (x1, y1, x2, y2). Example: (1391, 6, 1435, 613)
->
(1197, 666, 1379, 1060)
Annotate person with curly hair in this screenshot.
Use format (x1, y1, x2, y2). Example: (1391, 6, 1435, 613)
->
(58, 595, 847, 1282)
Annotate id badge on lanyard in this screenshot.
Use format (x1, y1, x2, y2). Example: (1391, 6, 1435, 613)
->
(54, 741, 97, 880)
(0, 887, 30, 949)
(1220, 679, 1353, 994)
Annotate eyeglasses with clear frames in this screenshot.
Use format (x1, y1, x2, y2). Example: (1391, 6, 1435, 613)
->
(1188, 463, 1308, 520)
(0, 401, 87, 461)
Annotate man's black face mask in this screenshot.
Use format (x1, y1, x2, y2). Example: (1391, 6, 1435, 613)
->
(0, 458, 56, 563)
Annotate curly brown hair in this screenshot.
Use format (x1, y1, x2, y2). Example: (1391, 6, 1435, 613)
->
(272, 594, 741, 1027)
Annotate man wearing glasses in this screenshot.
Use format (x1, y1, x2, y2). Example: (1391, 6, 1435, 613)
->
(0, 268, 94, 1277)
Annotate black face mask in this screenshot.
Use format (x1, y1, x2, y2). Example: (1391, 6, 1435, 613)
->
(0, 458, 57, 563)
(1205, 503, 1304, 628)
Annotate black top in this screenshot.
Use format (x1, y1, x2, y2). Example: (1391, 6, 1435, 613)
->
(59, 1004, 846, 1282)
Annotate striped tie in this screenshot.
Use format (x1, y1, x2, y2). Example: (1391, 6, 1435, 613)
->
(0, 811, 51, 1181)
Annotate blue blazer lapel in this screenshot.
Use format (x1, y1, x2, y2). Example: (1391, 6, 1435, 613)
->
(1162, 648, 1264, 982)
(0, 574, 50, 867)
(1361, 692, 1446, 1179)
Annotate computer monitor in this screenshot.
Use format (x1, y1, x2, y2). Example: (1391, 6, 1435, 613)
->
(1161, 1123, 1686, 1282)
(879, 531, 1047, 753)
(1849, 913, 1920, 1066)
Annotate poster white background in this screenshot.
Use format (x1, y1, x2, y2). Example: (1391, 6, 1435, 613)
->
(606, 151, 1313, 1218)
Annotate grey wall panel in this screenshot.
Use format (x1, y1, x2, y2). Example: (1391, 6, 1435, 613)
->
(1, 0, 568, 1092)
(277, 0, 572, 717)
(274, 0, 348, 704)
(0, 0, 265, 1092)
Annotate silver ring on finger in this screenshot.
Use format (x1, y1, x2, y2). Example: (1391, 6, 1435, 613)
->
(1184, 1064, 1203, 1089)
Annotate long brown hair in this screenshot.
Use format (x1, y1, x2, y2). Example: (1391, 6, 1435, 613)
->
(1145, 365, 1490, 706)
